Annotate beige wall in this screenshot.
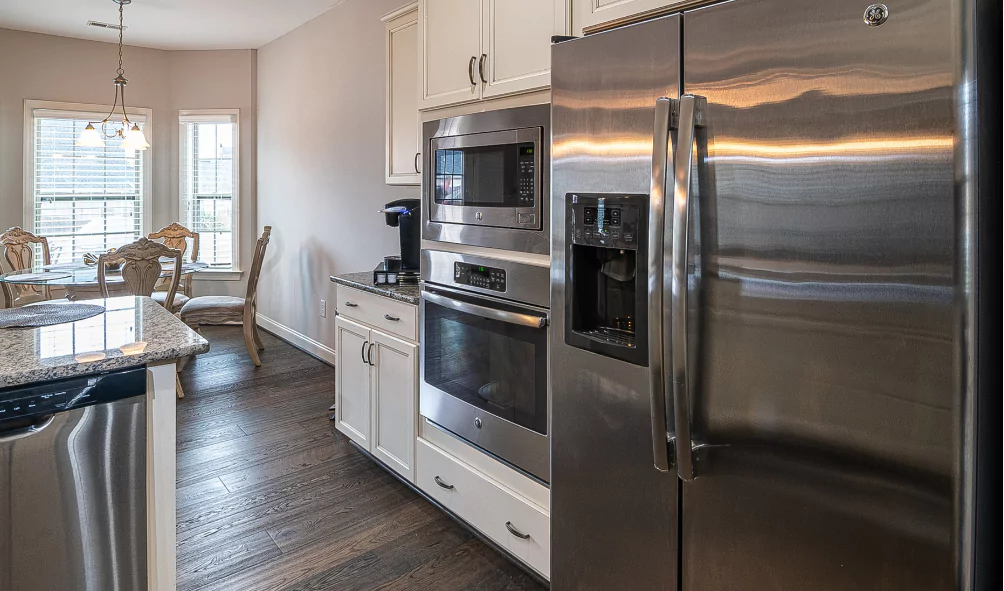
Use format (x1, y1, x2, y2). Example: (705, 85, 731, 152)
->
(0, 28, 255, 297)
(256, 0, 418, 351)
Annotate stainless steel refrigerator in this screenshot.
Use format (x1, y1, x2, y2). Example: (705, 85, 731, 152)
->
(549, 0, 983, 589)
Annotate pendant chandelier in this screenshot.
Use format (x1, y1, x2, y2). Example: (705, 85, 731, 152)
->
(77, 0, 149, 151)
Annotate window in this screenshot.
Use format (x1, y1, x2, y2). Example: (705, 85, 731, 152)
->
(180, 111, 239, 271)
(27, 105, 150, 266)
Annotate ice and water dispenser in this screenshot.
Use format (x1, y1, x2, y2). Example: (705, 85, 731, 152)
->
(564, 193, 648, 365)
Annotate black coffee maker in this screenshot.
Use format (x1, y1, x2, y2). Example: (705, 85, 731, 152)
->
(375, 198, 420, 284)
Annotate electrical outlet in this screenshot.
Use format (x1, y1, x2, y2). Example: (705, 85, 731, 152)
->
(319, 299, 327, 318)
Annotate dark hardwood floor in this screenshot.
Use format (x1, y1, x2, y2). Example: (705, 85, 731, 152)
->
(177, 326, 546, 591)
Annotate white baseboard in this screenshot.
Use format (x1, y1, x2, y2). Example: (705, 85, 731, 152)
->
(257, 314, 336, 366)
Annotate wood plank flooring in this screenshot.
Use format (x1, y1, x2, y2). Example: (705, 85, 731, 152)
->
(177, 326, 546, 591)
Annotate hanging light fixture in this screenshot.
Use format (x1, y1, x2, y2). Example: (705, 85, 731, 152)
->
(77, 0, 149, 151)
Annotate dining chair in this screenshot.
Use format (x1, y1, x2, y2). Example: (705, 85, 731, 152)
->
(180, 226, 272, 366)
(97, 238, 183, 311)
(148, 222, 200, 312)
(1, 226, 53, 307)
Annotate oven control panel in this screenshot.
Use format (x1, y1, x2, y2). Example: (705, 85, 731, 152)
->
(454, 262, 507, 292)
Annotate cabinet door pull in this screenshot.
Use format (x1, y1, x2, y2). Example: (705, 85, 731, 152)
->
(434, 476, 455, 490)
(468, 56, 477, 86)
(384, 314, 400, 322)
(367, 342, 375, 366)
(505, 521, 531, 540)
(360, 340, 369, 364)
(414, 152, 421, 174)
(344, 301, 358, 308)
(478, 53, 487, 84)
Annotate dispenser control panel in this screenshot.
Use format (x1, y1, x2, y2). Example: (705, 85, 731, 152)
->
(569, 195, 641, 250)
(454, 262, 507, 292)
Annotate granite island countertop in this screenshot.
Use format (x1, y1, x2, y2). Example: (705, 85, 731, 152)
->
(330, 272, 420, 305)
(0, 296, 209, 388)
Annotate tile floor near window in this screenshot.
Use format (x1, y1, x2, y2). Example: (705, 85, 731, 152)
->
(176, 326, 545, 591)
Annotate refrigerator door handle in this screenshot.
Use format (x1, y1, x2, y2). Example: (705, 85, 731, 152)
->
(668, 94, 706, 482)
(647, 96, 677, 473)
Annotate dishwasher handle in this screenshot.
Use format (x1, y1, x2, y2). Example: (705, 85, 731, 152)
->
(0, 414, 56, 443)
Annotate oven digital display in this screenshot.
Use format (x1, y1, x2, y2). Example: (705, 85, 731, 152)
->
(454, 262, 507, 292)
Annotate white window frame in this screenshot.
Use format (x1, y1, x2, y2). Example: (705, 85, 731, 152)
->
(22, 99, 154, 245)
(179, 109, 241, 279)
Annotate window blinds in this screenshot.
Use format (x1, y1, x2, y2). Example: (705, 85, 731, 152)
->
(180, 114, 237, 270)
(31, 109, 147, 266)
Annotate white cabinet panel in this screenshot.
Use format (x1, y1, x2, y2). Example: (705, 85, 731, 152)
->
(481, 0, 568, 98)
(420, 0, 482, 109)
(335, 316, 371, 449)
(572, 0, 685, 36)
(370, 330, 418, 482)
(385, 5, 422, 185)
(336, 285, 417, 342)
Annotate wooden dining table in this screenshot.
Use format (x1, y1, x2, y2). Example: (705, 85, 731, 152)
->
(0, 260, 209, 302)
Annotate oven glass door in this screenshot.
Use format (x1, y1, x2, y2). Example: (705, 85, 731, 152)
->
(423, 291, 548, 436)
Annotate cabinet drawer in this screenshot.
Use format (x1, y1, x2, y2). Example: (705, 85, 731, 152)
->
(336, 285, 417, 341)
(416, 438, 550, 578)
(416, 438, 467, 510)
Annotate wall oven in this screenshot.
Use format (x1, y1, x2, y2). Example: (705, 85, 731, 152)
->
(422, 104, 550, 255)
(419, 249, 550, 483)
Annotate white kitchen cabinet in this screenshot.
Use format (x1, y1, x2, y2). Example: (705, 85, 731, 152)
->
(419, 0, 483, 110)
(335, 316, 372, 449)
(481, 0, 568, 99)
(420, 0, 569, 110)
(383, 4, 422, 185)
(572, 0, 685, 36)
(334, 285, 419, 483)
(370, 330, 418, 482)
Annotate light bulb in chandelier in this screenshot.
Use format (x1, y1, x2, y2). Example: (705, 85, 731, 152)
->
(121, 124, 149, 151)
(76, 123, 105, 148)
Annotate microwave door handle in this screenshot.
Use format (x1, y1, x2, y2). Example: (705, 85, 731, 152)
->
(647, 97, 675, 474)
(669, 94, 706, 482)
(421, 290, 547, 329)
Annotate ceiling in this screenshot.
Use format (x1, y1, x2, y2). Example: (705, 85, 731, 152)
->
(0, 0, 344, 50)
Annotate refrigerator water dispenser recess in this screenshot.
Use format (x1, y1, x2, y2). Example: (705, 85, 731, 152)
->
(564, 193, 649, 366)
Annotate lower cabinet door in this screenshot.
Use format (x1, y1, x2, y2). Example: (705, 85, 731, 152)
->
(370, 329, 418, 482)
(335, 316, 372, 449)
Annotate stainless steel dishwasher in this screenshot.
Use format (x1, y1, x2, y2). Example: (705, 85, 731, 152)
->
(0, 367, 147, 591)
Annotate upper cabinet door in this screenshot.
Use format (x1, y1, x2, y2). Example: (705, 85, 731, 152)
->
(572, 0, 685, 36)
(481, 0, 569, 99)
(420, 0, 483, 110)
(384, 4, 421, 185)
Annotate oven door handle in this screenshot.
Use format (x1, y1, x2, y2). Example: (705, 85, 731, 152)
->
(421, 290, 548, 329)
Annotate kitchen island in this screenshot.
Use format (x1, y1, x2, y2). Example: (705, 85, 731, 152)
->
(0, 296, 209, 591)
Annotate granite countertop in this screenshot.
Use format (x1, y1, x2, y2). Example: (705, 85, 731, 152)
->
(330, 272, 420, 305)
(0, 296, 210, 389)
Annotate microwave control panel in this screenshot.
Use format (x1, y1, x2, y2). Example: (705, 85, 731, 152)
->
(517, 143, 536, 207)
(454, 262, 507, 292)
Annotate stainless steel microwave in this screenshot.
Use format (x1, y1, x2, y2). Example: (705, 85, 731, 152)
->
(422, 104, 550, 256)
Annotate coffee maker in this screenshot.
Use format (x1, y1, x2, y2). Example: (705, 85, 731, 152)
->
(375, 198, 421, 285)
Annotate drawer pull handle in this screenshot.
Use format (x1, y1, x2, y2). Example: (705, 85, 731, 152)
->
(434, 476, 455, 490)
(505, 521, 531, 540)
(384, 314, 400, 322)
(344, 301, 358, 307)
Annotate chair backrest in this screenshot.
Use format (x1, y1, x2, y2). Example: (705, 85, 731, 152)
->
(148, 222, 199, 263)
(243, 226, 272, 317)
(1, 226, 52, 307)
(98, 238, 183, 310)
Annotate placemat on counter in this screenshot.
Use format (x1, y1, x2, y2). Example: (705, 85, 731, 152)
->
(0, 303, 106, 329)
